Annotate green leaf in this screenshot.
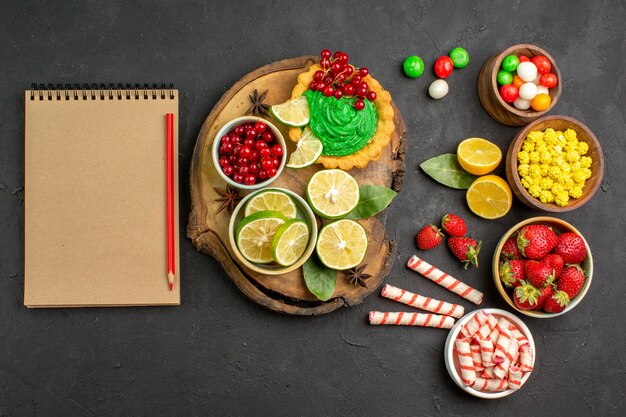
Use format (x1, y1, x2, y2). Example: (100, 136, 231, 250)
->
(420, 153, 478, 189)
(303, 255, 336, 301)
(344, 185, 397, 219)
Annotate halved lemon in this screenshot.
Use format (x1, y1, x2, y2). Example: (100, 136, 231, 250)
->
(466, 175, 513, 219)
(236, 211, 287, 263)
(316, 219, 368, 270)
(271, 219, 310, 266)
(457, 137, 502, 175)
(306, 169, 359, 219)
(244, 189, 297, 219)
(286, 127, 324, 169)
(270, 96, 310, 127)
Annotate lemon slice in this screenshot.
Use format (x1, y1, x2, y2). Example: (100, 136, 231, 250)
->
(316, 219, 368, 270)
(236, 211, 288, 263)
(457, 138, 502, 175)
(286, 127, 323, 169)
(270, 96, 310, 127)
(306, 169, 360, 219)
(271, 219, 310, 266)
(466, 175, 513, 219)
(244, 189, 297, 219)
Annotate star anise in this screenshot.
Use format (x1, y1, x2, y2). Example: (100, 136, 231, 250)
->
(246, 89, 270, 117)
(345, 264, 372, 288)
(213, 185, 242, 214)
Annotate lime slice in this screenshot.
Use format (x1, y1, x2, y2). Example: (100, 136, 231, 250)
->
(286, 127, 324, 169)
(244, 189, 297, 219)
(236, 211, 288, 264)
(316, 219, 368, 270)
(306, 169, 360, 219)
(271, 219, 310, 266)
(270, 96, 310, 127)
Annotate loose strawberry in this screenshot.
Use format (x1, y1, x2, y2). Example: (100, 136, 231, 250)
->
(447, 237, 481, 268)
(543, 253, 564, 280)
(441, 213, 467, 237)
(543, 290, 571, 313)
(499, 259, 526, 288)
(517, 224, 558, 260)
(536, 285, 554, 310)
(513, 281, 541, 310)
(525, 259, 555, 288)
(557, 265, 586, 299)
(552, 232, 587, 264)
(502, 236, 521, 259)
(416, 225, 444, 250)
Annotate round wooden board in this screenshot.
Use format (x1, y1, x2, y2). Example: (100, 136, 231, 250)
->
(187, 56, 407, 315)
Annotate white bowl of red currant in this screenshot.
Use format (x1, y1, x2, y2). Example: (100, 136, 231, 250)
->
(213, 116, 287, 190)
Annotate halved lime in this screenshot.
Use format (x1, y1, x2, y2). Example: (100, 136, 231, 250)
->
(306, 169, 360, 219)
(244, 189, 297, 219)
(271, 219, 310, 266)
(286, 127, 324, 169)
(236, 211, 287, 264)
(316, 219, 368, 270)
(270, 96, 310, 127)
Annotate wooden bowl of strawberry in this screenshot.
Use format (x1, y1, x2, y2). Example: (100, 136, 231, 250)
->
(492, 217, 593, 318)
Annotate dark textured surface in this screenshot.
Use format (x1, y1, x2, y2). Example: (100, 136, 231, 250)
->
(1, 1, 625, 416)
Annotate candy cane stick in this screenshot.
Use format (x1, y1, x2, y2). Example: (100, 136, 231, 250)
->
(494, 338, 519, 379)
(510, 326, 530, 347)
(471, 377, 508, 392)
(460, 311, 489, 338)
(368, 311, 455, 329)
(470, 344, 484, 371)
(380, 284, 465, 318)
(488, 318, 511, 351)
(475, 314, 499, 341)
(481, 366, 497, 379)
(479, 339, 495, 367)
(407, 256, 484, 305)
(508, 366, 523, 390)
(493, 326, 513, 364)
(519, 345, 534, 372)
(455, 338, 476, 386)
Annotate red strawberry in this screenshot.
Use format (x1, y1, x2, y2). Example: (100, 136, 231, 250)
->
(502, 236, 521, 259)
(416, 225, 443, 250)
(553, 232, 587, 264)
(543, 290, 571, 313)
(441, 213, 467, 237)
(543, 253, 564, 280)
(499, 259, 526, 288)
(557, 265, 586, 299)
(513, 281, 541, 310)
(447, 237, 481, 268)
(525, 259, 555, 288)
(536, 285, 554, 310)
(517, 224, 558, 260)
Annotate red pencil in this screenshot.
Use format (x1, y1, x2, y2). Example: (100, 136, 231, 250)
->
(166, 113, 175, 291)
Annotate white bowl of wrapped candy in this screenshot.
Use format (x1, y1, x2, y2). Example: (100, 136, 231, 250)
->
(444, 308, 535, 399)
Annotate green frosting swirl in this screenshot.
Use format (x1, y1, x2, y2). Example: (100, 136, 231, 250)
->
(303, 90, 377, 157)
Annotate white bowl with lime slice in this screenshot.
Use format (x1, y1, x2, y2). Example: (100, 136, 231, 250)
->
(228, 188, 318, 275)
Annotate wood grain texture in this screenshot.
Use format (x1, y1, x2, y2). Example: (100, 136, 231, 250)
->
(187, 56, 407, 315)
(477, 44, 562, 127)
(505, 115, 604, 212)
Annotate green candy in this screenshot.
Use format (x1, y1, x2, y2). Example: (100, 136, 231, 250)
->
(403, 55, 425, 78)
(501, 54, 520, 72)
(449, 47, 470, 69)
(497, 70, 513, 85)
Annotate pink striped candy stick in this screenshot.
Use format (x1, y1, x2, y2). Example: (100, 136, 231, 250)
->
(407, 256, 484, 305)
(472, 377, 509, 392)
(455, 338, 476, 386)
(494, 338, 519, 379)
(460, 311, 489, 338)
(508, 365, 523, 390)
(478, 339, 495, 367)
(380, 284, 465, 318)
(474, 314, 498, 341)
(470, 344, 484, 371)
(481, 366, 497, 379)
(488, 317, 511, 343)
(509, 326, 530, 347)
(519, 345, 535, 372)
(368, 311, 455, 328)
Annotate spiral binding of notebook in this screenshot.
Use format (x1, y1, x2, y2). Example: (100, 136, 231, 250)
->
(29, 83, 176, 101)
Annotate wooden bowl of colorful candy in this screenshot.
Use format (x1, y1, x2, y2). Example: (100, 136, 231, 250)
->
(505, 115, 604, 212)
(478, 44, 562, 126)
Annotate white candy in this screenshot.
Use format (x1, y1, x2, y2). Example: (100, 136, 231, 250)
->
(517, 62, 538, 82)
(428, 79, 449, 99)
(519, 82, 538, 100)
(536, 85, 549, 96)
(514, 97, 531, 110)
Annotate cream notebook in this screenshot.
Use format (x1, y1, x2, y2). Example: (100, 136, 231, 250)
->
(24, 84, 180, 307)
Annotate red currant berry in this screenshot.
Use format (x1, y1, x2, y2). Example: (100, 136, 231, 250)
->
(366, 91, 377, 101)
(323, 76, 333, 85)
(243, 138, 255, 148)
(244, 122, 254, 131)
(360, 82, 368, 90)
(262, 131, 274, 142)
(359, 67, 369, 77)
(260, 147, 271, 158)
(231, 135, 241, 145)
(261, 158, 273, 170)
(248, 164, 260, 175)
(218, 156, 229, 167)
(222, 165, 234, 176)
(331, 62, 342, 73)
(220, 142, 233, 154)
(333, 50, 343, 59)
(232, 173, 244, 183)
(340, 52, 349, 63)
(239, 146, 252, 158)
(320, 58, 330, 69)
(335, 74, 346, 83)
(323, 85, 335, 97)
(334, 90, 343, 99)
(254, 121, 266, 134)
(268, 167, 278, 177)
(320, 49, 331, 59)
(259, 170, 268, 179)
(254, 140, 267, 150)
(234, 126, 245, 136)
(237, 157, 249, 166)
(344, 66, 354, 76)
(309, 81, 317, 90)
(351, 74, 362, 85)
(220, 135, 230, 145)
(272, 157, 280, 168)
(238, 165, 249, 175)
(354, 99, 365, 110)
(249, 150, 260, 162)
(344, 84, 355, 96)
(228, 155, 237, 164)
(357, 87, 368, 99)
(244, 175, 256, 186)
(245, 129, 258, 140)
(314, 70, 324, 81)
(272, 145, 283, 157)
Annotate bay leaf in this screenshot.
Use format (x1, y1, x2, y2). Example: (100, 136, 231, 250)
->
(344, 185, 397, 219)
(303, 255, 336, 302)
(420, 153, 478, 189)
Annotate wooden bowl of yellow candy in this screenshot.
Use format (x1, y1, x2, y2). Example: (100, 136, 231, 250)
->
(505, 115, 604, 212)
